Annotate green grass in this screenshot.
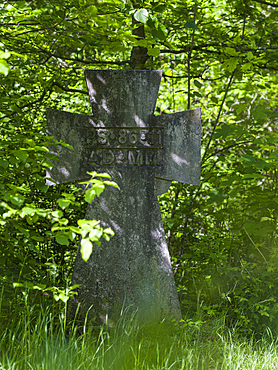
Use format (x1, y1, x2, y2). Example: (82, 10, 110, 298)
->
(1, 296, 278, 369)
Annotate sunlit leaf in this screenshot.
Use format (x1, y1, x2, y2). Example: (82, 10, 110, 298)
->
(80, 238, 93, 262)
(134, 8, 148, 23)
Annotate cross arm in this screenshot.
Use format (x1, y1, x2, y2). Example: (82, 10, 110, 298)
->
(46, 108, 94, 185)
(153, 108, 201, 195)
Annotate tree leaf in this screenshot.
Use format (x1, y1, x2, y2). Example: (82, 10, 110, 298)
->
(51, 210, 63, 219)
(103, 180, 120, 189)
(12, 150, 29, 162)
(67, 230, 76, 241)
(0, 51, 10, 59)
(0, 60, 9, 75)
(42, 160, 53, 169)
(10, 194, 25, 207)
(93, 183, 105, 197)
(0, 159, 8, 168)
(223, 57, 239, 72)
(54, 292, 69, 303)
(104, 227, 114, 236)
(151, 27, 166, 40)
(55, 233, 69, 246)
(194, 80, 203, 88)
(80, 238, 93, 262)
(87, 171, 111, 178)
(35, 181, 48, 193)
(147, 47, 160, 57)
(185, 21, 197, 31)
(85, 188, 96, 203)
(89, 228, 102, 241)
(225, 47, 239, 56)
(57, 198, 71, 209)
(134, 8, 148, 23)
(21, 207, 36, 216)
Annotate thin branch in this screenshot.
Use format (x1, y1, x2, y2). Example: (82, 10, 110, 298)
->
(52, 82, 88, 95)
(253, 0, 278, 7)
(202, 71, 235, 162)
(39, 49, 129, 66)
(163, 73, 225, 81)
(5, 23, 62, 37)
(202, 76, 227, 81)
(0, 22, 39, 26)
(163, 73, 201, 79)
(0, 87, 52, 121)
(187, 2, 197, 110)
(16, 88, 52, 111)
(2, 81, 87, 120)
(202, 140, 253, 163)
(255, 64, 278, 71)
(161, 44, 278, 54)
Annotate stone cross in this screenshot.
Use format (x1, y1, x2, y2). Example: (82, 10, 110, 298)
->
(47, 70, 201, 324)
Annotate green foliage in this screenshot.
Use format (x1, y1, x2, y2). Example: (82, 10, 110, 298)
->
(0, 0, 278, 337)
(0, 144, 118, 300)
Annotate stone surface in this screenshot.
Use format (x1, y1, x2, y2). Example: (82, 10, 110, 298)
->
(47, 70, 201, 324)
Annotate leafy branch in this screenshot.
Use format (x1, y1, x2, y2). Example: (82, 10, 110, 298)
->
(52, 171, 119, 262)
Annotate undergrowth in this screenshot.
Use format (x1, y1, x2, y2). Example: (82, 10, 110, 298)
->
(1, 291, 278, 370)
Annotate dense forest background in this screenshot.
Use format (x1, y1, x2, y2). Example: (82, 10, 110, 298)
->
(1, 0, 278, 337)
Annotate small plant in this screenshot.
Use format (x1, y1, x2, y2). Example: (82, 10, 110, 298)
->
(52, 171, 119, 262)
(5, 171, 119, 311)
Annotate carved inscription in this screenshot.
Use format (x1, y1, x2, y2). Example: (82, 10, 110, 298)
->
(84, 127, 164, 167)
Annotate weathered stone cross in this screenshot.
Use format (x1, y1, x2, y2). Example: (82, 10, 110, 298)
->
(47, 70, 201, 324)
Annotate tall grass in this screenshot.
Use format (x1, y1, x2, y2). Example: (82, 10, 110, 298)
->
(1, 293, 278, 369)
